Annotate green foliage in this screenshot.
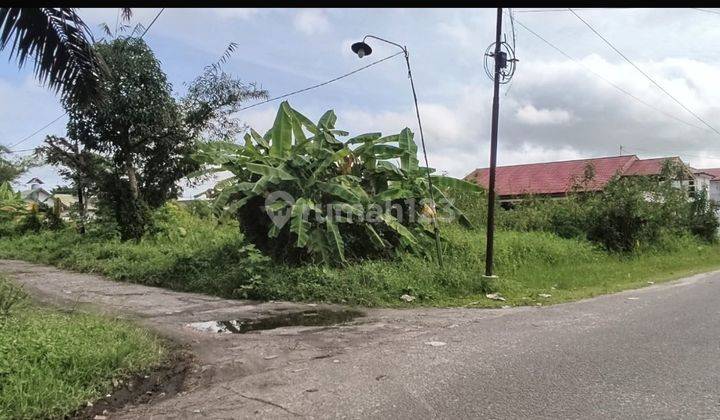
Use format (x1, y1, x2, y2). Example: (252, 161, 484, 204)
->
(688, 187, 719, 242)
(15, 203, 43, 234)
(3, 220, 720, 308)
(0, 277, 26, 318)
(38, 136, 104, 235)
(456, 159, 719, 252)
(194, 101, 480, 265)
(0, 203, 271, 298)
(55, 37, 266, 241)
(183, 200, 214, 219)
(0, 184, 67, 236)
(0, 277, 166, 419)
(63, 37, 197, 240)
(0, 8, 107, 106)
(44, 199, 66, 231)
(0, 146, 35, 184)
(0, 182, 27, 233)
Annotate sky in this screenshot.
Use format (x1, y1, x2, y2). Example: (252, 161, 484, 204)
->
(3, 7, 720, 197)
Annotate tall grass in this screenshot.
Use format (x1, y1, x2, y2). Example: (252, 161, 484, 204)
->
(2, 207, 719, 308)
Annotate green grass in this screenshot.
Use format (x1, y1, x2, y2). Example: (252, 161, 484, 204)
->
(1, 208, 720, 308)
(0, 278, 166, 419)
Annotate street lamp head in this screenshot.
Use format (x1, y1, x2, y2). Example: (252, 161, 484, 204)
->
(351, 41, 372, 58)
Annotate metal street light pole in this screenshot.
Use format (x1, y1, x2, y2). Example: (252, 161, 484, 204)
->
(352, 35, 444, 268)
(484, 8, 503, 278)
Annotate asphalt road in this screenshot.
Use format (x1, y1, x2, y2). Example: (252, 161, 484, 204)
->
(3, 260, 720, 419)
(225, 269, 720, 419)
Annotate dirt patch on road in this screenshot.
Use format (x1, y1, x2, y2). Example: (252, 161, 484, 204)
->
(70, 345, 194, 420)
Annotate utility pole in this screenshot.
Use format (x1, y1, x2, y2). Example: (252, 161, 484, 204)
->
(484, 8, 503, 278)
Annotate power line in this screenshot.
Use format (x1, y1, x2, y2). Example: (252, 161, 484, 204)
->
(7, 14, 401, 153)
(4, 8, 166, 152)
(509, 14, 708, 132)
(139, 8, 164, 39)
(7, 114, 68, 150)
(568, 8, 720, 137)
(515, 8, 625, 13)
(2, 147, 36, 155)
(237, 51, 404, 112)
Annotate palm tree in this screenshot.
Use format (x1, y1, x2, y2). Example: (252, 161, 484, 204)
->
(0, 8, 109, 105)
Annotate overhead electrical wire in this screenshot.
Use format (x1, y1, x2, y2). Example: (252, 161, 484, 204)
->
(138, 8, 164, 39)
(236, 50, 404, 112)
(509, 13, 708, 132)
(4, 8, 166, 152)
(515, 8, 625, 13)
(568, 8, 720, 137)
(503, 9, 517, 96)
(6, 114, 68, 151)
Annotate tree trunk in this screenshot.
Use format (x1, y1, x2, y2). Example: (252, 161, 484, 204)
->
(76, 181, 86, 235)
(126, 162, 140, 200)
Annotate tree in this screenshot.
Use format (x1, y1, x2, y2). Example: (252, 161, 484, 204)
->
(50, 185, 75, 194)
(62, 37, 266, 240)
(0, 8, 109, 105)
(62, 37, 189, 239)
(0, 146, 34, 184)
(38, 135, 107, 234)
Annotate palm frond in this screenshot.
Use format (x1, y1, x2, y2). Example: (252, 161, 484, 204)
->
(0, 7, 108, 105)
(98, 22, 112, 38)
(120, 8, 132, 22)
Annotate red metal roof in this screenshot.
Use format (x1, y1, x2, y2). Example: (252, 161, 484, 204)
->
(695, 168, 720, 179)
(464, 155, 682, 197)
(623, 157, 679, 176)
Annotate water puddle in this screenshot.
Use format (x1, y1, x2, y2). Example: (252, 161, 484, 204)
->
(187, 308, 364, 334)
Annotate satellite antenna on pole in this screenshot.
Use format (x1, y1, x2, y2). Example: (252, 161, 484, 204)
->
(483, 36, 518, 85)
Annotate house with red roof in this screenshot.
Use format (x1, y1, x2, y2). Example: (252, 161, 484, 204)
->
(464, 155, 714, 203)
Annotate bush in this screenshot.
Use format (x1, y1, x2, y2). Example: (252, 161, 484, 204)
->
(15, 204, 43, 234)
(194, 101, 479, 266)
(477, 161, 719, 252)
(687, 188, 719, 242)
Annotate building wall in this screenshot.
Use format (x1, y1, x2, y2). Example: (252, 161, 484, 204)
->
(709, 180, 720, 203)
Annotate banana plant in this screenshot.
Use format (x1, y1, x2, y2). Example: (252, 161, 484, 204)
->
(193, 101, 480, 265)
(0, 181, 28, 225)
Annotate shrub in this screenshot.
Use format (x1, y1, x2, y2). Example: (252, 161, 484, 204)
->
(476, 159, 718, 252)
(194, 101, 479, 266)
(0, 182, 26, 236)
(687, 188, 719, 242)
(15, 203, 43, 234)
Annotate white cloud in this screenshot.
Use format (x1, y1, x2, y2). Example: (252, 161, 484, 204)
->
(516, 104, 572, 125)
(212, 8, 261, 20)
(293, 9, 330, 35)
(437, 20, 474, 48)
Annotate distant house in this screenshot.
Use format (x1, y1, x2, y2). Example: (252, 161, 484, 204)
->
(19, 178, 97, 219)
(464, 155, 709, 204)
(693, 168, 720, 203)
(19, 178, 53, 206)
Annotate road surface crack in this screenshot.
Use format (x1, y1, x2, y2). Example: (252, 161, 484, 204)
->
(221, 385, 304, 417)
